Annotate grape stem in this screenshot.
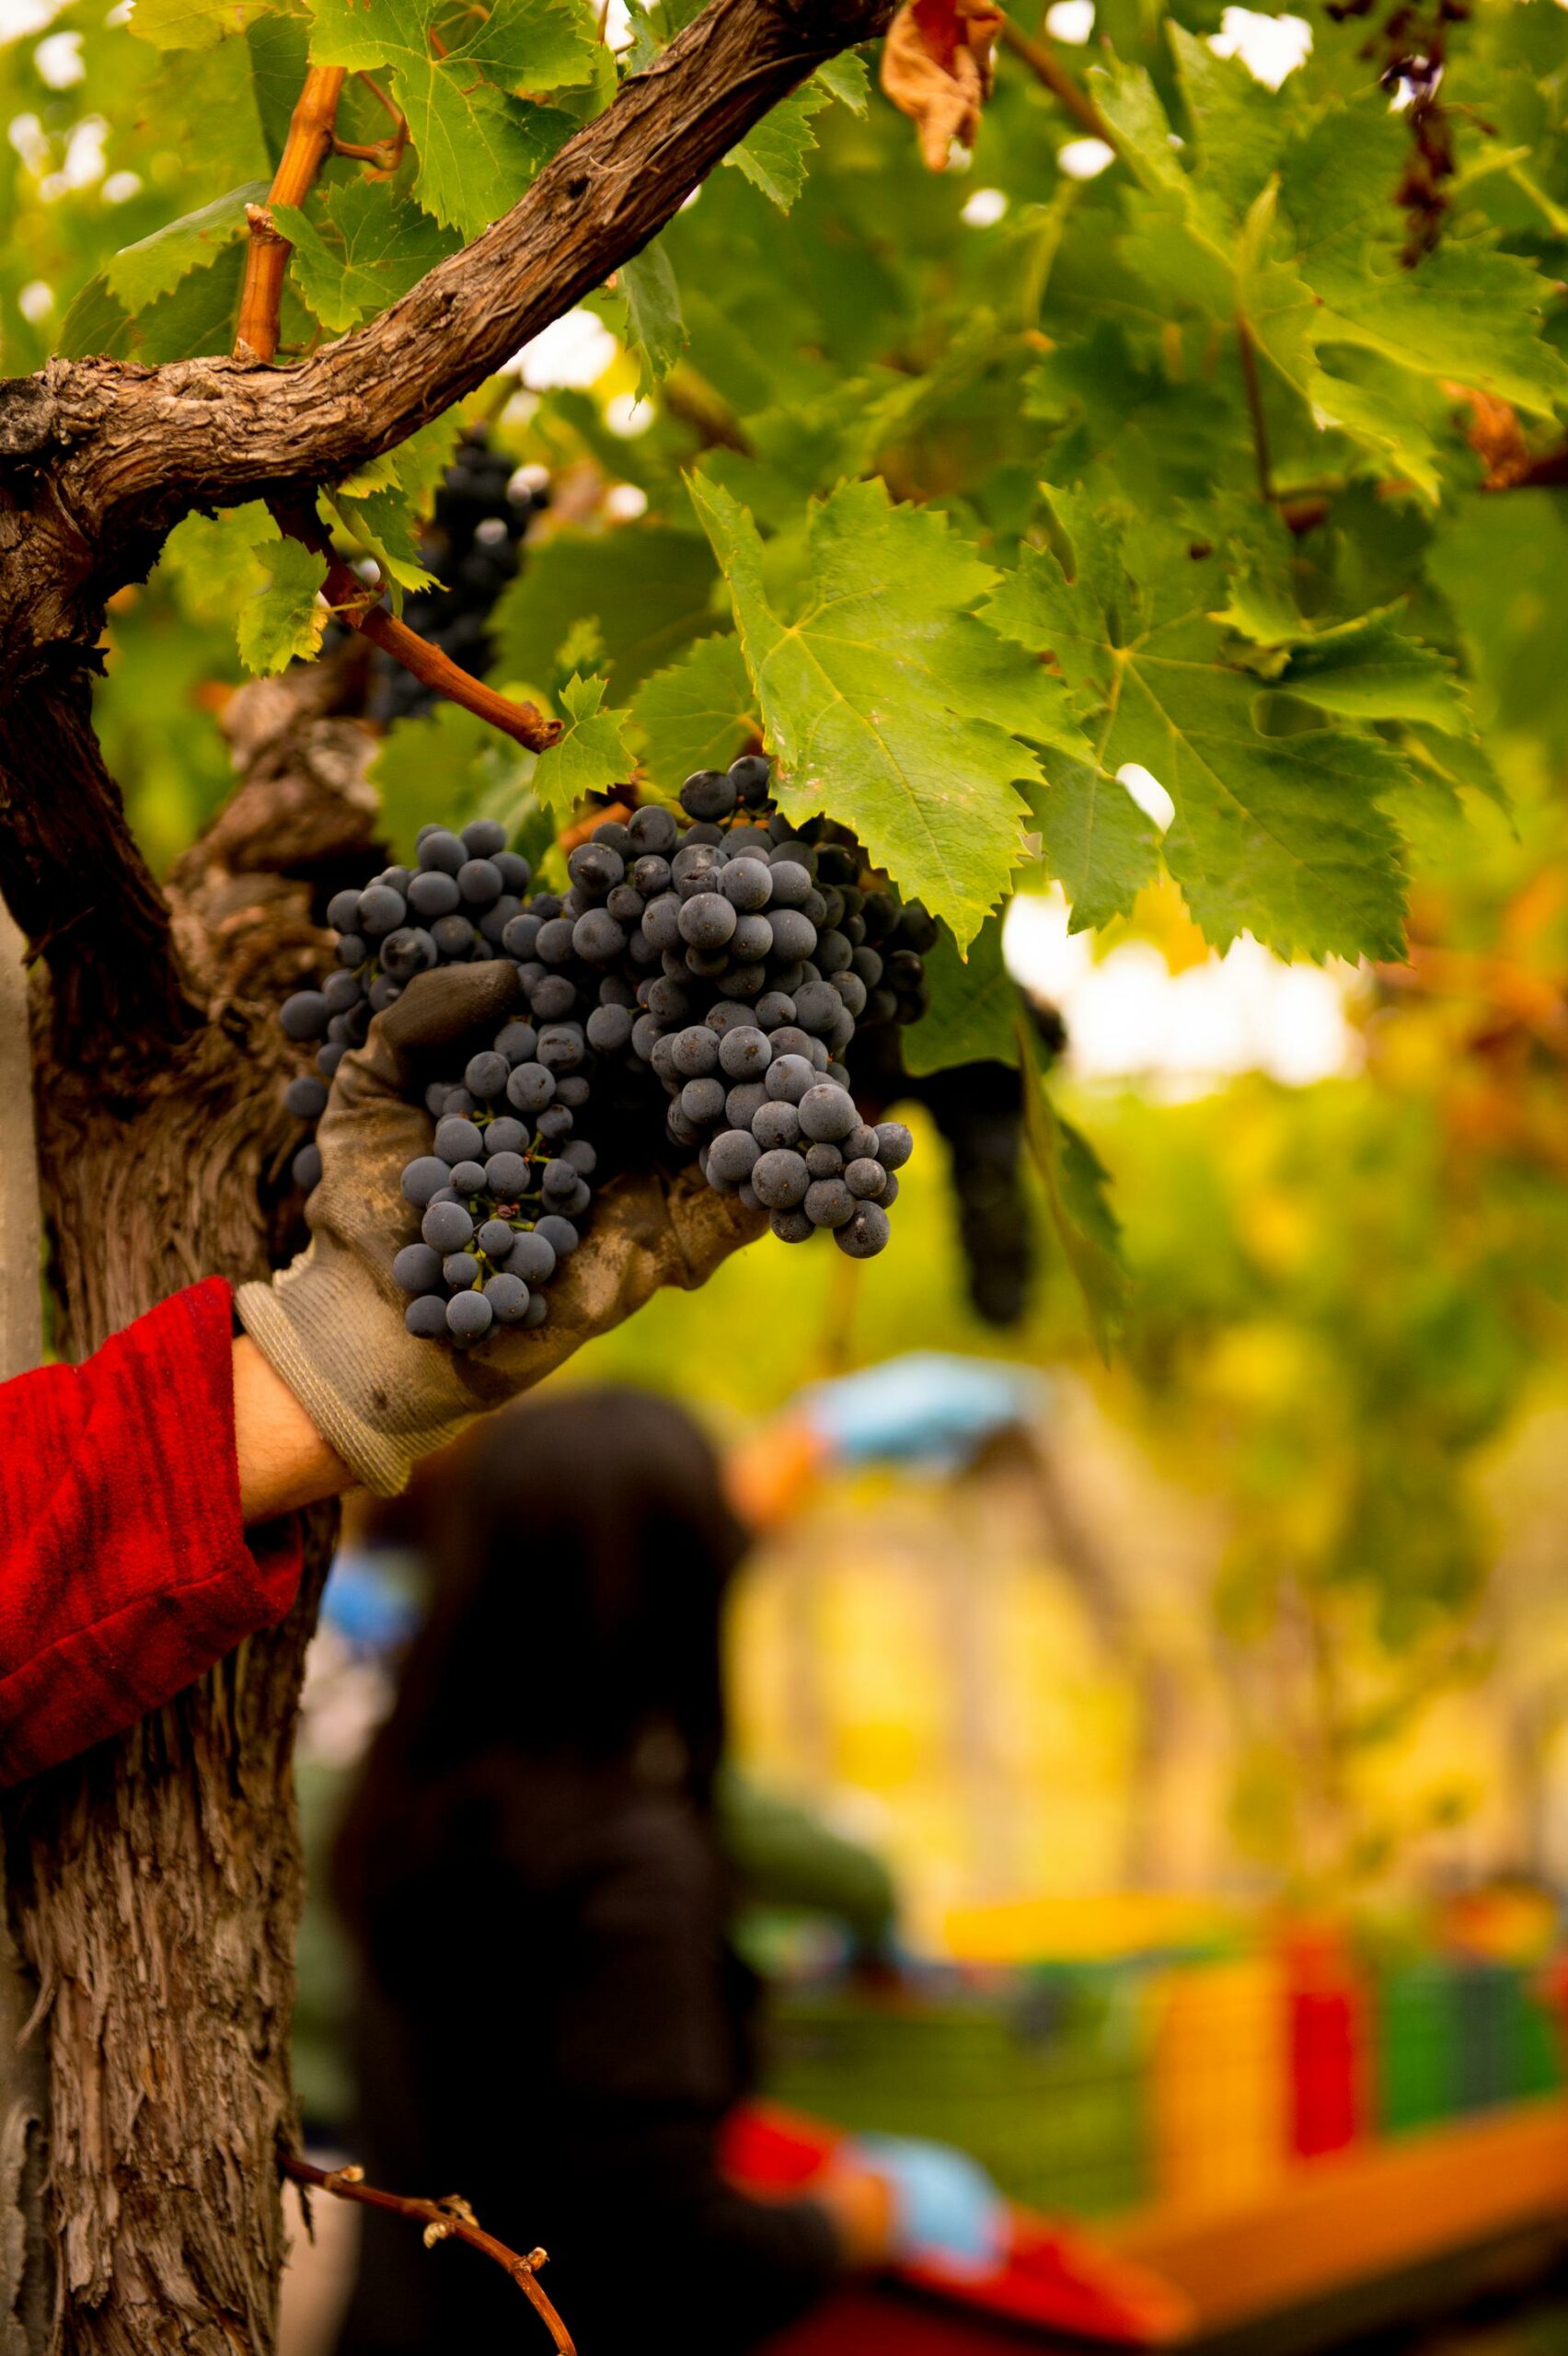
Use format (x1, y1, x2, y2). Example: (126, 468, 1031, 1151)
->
(282, 2154, 575, 2355)
(270, 496, 564, 753)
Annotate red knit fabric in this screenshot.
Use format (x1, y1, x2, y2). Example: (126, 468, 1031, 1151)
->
(0, 1277, 305, 1786)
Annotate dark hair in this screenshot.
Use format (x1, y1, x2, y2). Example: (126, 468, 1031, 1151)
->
(334, 1388, 747, 1942)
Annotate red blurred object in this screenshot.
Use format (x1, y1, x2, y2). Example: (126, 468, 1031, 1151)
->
(1283, 1932, 1367, 2162)
(722, 2104, 1193, 2350)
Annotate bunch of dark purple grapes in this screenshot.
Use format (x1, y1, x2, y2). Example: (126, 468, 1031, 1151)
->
(278, 816, 530, 1191)
(491, 756, 928, 1256)
(392, 1009, 594, 1343)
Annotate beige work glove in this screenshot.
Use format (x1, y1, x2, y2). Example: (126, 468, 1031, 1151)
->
(236, 962, 763, 1496)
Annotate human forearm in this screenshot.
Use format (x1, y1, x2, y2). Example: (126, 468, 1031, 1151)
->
(232, 1334, 354, 1521)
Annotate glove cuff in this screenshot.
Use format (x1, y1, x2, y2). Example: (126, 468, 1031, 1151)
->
(236, 1268, 467, 1498)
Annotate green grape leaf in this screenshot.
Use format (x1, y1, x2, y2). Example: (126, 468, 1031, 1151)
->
(236, 537, 327, 674)
(725, 59, 863, 210)
(130, 0, 271, 52)
(66, 241, 248, 364)
(1031, 755, 1163, 935)
(271, 181, 459, 330)
(159, 502, 278, 623)
(1017, 1012, 1125, 1358)
(984, 497, 1411, 962)
(1281, 101, 1568, 414)
(491, 526, 719, 697)
(1272, 616, 1470, 733)
(903, 912, 1020, 1076)
(634, 633, 755, 791)
(815, 49, 870, 110)
(530, 672, 637, 813)
(104, 180, 268, 308)
(617, 242, 686, 397)
(322, 487, 440, 600)
(687, 474, 1054, 949)
(306, 0, 592, 236)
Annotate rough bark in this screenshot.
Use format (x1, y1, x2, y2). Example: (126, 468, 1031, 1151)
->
(0, 896, 50, 2356)
(0, 676, 379, 2355)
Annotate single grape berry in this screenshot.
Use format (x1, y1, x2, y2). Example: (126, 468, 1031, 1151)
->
(358, 884, 407, 938)
(495, 851, 531, 895)
(805, 1178, 854, 1230)
(752, 1149, 811, 1209)
(836, 1202, 891, 1258)
(876, 1122, 915, 1171)
(449, 1161, 488, 1195)
(536, 1214, 579, 1255)
(672, 1025, 721, 1079)
(681, 768, 739, 821)
(292, 1141, 323, 1192)
(401, 1156, 452, 1208)
(768, 908, 818, 964)
(484, 1116, 527, 1156)
(587, 1003, 634, 1052)
(506, 1230, 556, 1284)
(563, 1139, 597, 1177)
(771, 1208, 814, 1243)
(725, 1081, 769, 1130)
(799, 1082, 859, 1143)
(432, 913, 476, 958)
(719, 1026, 770, 1080)
(729, 753, 772, 806)
(751, 1100, 801, 1151)
(465, 1050, 510, 1100)
(485, 1150, 529, 1197)
(503, 912, 543, 960)
(286, 1074, 329, 1121)
(628, 804, 679, 854)
(765, 1054, 816, 1106)
(422, 1200, 475, 1253)
(708, 1129, 761, 1185)
(419, 829, 467, 875)
(281, 989, 331, 1043)
(485, 1272, 531, 1324)
(478, 1218, 516, 1256)
(447, 1290, 494, 1342)
(678, 892, 738, 953)
(721, 858, 773, 911)
(680, 1076, 726, 1126)
(805, 1142, 844, 1181)
(408, 869, 461, 920)
(435, 1114, 485, 1164)
(507, 1062, 556, 1114)
(406, 1296, 449, 1338)
(443, 1251, 482, 1290)
(461, 817, 508, 860)
(327, 887, 363, 934)
(846, 1157, 888, 1199)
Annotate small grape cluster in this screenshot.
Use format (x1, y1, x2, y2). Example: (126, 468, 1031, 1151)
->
(279, 816, 528, 1191)
(391, 1011, 596, 1343)
(363, 431, 546, 725)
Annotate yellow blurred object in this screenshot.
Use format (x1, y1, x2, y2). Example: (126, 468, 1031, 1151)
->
(1147, 1958, 1288, 2212)
(726, 1415, 830, 1530)
(942, 1892, 1247, 1965)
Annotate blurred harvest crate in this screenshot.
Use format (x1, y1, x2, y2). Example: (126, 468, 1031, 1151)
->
(764, 1968, 1149, 2216)
(761, 1936, 1567, 2227)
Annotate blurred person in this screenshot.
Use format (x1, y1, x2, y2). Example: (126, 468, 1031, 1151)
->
(330, 1389, 1003, 2356)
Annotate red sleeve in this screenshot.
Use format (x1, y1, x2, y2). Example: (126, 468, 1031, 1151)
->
(0, 1277, 305, 1787)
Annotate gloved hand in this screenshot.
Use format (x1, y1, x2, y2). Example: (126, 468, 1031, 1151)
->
(237, 962, 764, 1496)
(847, 2133, 1008, 2277)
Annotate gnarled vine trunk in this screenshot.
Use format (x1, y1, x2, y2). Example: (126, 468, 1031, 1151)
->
(0, 676, 381, 2353)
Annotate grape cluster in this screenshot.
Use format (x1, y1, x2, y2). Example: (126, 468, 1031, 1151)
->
(494, 756, 924, 1257)
(278, 817, 530, 1193)
(278, 756, 934, 1346)
(363, 431, 545, 726)
(392, 1012, 594, 1343)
